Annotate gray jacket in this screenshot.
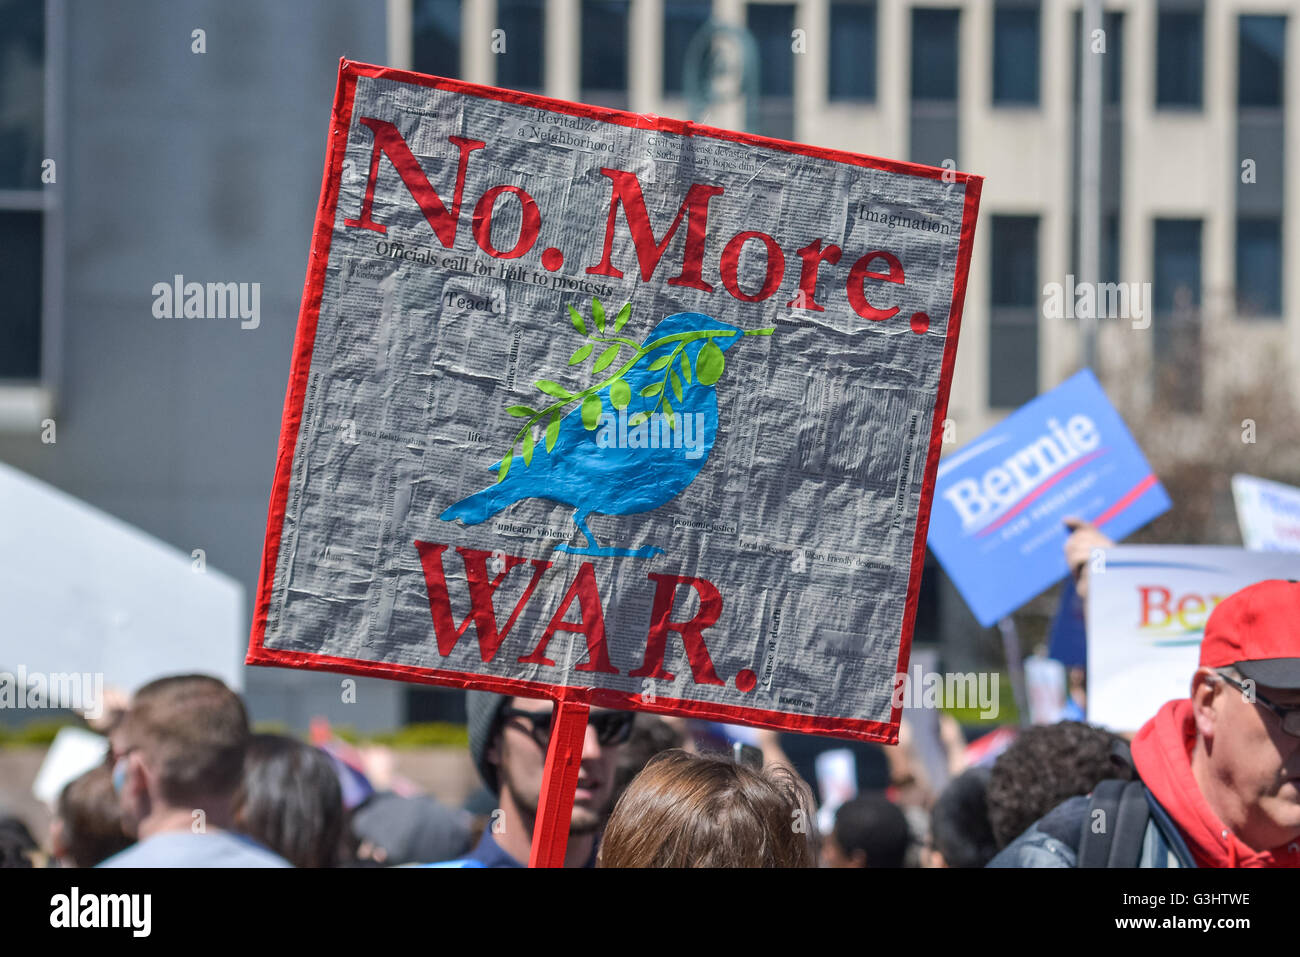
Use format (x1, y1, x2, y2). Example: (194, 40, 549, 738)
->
(987, 786, 1196, 868)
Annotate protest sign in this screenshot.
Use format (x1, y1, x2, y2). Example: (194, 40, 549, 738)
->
(1023, 655, 1068, 725)
(32, 727, 108, 806)
(246, 60, 981, 860)
(1232, 474, 1300, 552)
(927, 369, 1170, 627)
(1087, 545, 1300, 731)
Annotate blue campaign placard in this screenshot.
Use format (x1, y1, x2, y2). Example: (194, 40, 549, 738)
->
(927, 369, 1170, 626)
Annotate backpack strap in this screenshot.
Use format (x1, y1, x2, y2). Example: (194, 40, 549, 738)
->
(1108, 780, 1152, 867)
(1078, 779, 1150, 868)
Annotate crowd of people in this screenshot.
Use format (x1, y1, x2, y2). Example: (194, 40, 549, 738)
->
(2, 520, 1297, 868)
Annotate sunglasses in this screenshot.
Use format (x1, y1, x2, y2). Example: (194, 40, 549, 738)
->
(1216, 671, 1300, 738)
(500, 706, 635, 749)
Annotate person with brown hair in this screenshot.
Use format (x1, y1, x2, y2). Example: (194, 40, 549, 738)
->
(597, 749, 815, 867)
(50, 764, 132, 867)
(98, 674, 288, 867)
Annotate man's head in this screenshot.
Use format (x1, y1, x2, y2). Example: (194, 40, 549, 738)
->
(927, 767, 998, 868)
(822, 794, 911, 868)
(1190, 580, 1300, 851)
(109, 675, 250, 837)
(986, 721, 1131, 848)
(467, 692, 632, 836)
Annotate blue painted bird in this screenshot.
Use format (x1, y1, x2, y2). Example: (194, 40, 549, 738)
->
(440, 311, 769, 557)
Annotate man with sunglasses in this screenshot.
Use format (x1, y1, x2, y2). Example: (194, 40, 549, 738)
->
(991, 579, 1300, 867)
(458, 692, 634, 867)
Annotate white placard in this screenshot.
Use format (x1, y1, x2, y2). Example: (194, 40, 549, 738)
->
(1087, 545, 1300, 731)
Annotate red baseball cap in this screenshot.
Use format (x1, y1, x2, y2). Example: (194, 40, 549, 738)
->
(1200, 580, 1300, 689)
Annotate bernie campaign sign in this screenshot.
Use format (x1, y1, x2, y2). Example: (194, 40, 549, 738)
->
(1088, 546, 1300, 731)
(247, 60, 982, 744)
(928, 369, 1170, 627)
(1232, 474, 1300, 552)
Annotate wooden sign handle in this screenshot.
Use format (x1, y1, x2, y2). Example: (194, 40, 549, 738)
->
(528, 699, 590, 868)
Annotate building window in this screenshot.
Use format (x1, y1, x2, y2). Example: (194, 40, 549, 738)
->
(412, 0, 462, 78)
(663, 0, 710, 96)
(1154, 219, 1202, 315)
(1102, 214, 1119, 288)
(1156, 5, 1203, 108)
(1239, 15, 1286, 108)
(748, 3, 794, 98)
(1236, 217, 1283, 317)
(988, 216, 1039, 409)
(828, 2, 876, 102)
(1153, 218, 1202, 409)
(747, 3, 796, 139)
(0, 211, 41, 379)
(0, 0, 46, 383)
(992, 2, 1039, 106)
(581, 0, 629, 109)
(912, 8, 960, 102)
(496, 0, 544, 92)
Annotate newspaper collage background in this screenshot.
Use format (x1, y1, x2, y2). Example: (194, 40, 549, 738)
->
(258, 67, 976, 739)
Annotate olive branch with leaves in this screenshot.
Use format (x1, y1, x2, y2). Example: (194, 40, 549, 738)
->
(494, 298, 773, 483)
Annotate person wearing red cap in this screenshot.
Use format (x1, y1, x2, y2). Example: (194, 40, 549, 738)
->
(990, 577, 1300, 868)
(1130, 579, 1300, 867)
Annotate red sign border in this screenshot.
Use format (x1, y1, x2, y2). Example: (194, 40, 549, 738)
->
(246, 58, 984, 746)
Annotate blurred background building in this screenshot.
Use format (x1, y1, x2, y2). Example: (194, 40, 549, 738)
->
(1, 0, 1293, 727)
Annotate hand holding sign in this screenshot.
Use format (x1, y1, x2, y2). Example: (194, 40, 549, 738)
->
(1063, 516, 1115, 605)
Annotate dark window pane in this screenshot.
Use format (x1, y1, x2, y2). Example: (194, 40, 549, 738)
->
(991, 216, 1038, 306)
(1236, 217, 1283, 316)
(993, 4, 1039, 105)
(1154, 219, 1202, 312)
(497, 0, 544, 91)
(912, 8, 960, 101)
(0, 210, 42, 379)
(581, 0, 629, 105)
(829, 2, 877, 101)
(747, 3, 795, 97)
(1239, 15, 1286, 108)
(412, 0, 462, 78)
(1157, 9, 1202, 107)
(1103, 12, 1123, 104)
(988, 320, 1038, 408)
(1153, 218, 1202, 407)
(1102, 213, 1119, 287)
(748, 3, 795, 139)
(0, 0, 44, 190)
(989, 216, 1039, 409)
(663, 0, 710, 96)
